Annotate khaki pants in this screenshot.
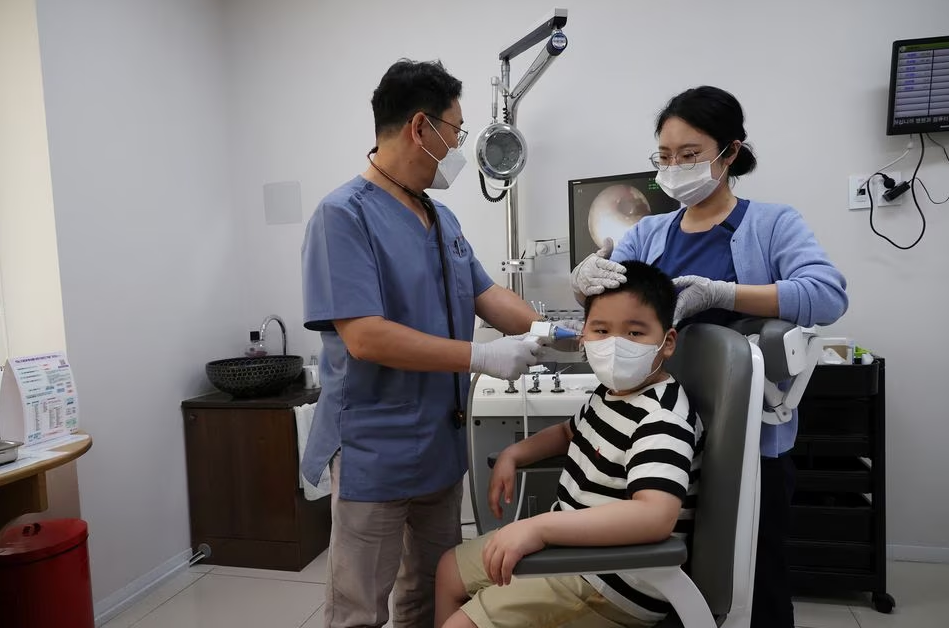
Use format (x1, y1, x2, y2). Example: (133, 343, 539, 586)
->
(455, 533, 653, 628)
(324, 454, 463, 628)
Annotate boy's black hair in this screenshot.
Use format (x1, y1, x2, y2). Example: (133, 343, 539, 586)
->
(583, 261, 676, 330)
(371, 59, 462, 138)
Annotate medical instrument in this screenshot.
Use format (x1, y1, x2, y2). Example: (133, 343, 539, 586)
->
(476, 8, 568, 297)
(475, 12, 567, 203)
(468, 370, 599, 531)
(527, 320, 579, 343)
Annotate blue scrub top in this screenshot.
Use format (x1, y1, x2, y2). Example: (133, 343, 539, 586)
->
(656, 199, 749, 328)
(301, 176, 494, 501)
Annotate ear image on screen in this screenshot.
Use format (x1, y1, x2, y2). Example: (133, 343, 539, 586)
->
(568, 171, 681, 268)
(588, 184, 653, 248)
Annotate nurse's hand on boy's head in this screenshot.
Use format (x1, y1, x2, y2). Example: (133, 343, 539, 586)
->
(571, 237, 628, 298)
(672, 275, 738, 325)
(482, 518, 546, 587)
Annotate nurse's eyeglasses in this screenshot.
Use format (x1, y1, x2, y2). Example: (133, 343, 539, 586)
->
(425, 114, 468, 148)
(649, 147, 715, 171)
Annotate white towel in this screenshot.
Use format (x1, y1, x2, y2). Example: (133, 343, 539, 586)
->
(294, 402, 331, 501)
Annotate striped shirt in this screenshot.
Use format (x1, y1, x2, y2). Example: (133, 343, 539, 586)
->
(556, 376, 704, 622)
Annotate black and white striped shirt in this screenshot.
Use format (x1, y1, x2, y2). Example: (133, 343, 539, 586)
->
(556, 376, 704, 622)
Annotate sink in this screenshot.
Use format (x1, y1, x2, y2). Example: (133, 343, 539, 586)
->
(206, 355, 304, 398)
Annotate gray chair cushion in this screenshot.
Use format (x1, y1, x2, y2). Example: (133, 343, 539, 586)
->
(487, 453, 568, 472)
(665, 324, 753, 617)
(729, 318, 796, 382)
(513, 537, 687, 576)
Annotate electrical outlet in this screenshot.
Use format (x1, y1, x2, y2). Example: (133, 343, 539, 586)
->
(848, 171, 903, 210)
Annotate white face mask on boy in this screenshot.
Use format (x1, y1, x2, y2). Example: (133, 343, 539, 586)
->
(583, 334, 667, 392)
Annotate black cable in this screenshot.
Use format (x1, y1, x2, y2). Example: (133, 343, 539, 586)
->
(479, 171, 508, 202)
(867, 133, 926, 249)
(913, 178, 949, 204)
(925, 133, 949, 163)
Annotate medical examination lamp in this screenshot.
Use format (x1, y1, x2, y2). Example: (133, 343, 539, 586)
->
(476, 8, 568, 297)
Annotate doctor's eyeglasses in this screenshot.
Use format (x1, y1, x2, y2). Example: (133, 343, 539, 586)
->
(425, 114, 468, 148)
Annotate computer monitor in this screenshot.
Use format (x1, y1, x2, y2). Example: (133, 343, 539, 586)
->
(887, 35, 949, 135)
(568, 170, 681, 269)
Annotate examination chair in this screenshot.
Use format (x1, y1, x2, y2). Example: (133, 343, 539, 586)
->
(503, 323, 767, 628)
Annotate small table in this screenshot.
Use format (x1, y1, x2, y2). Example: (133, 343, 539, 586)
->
(0, 433, 92, 528)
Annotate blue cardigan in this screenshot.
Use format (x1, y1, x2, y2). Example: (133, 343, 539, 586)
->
(611, 201, 849, 455)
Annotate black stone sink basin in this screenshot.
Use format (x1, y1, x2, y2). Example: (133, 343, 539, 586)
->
(206, 355, 304, 398)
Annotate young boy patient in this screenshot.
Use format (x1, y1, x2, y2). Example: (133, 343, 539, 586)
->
(435, 261, 704, 628)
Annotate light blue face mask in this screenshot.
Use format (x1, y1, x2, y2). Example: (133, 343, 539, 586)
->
(420, 118, 467, 189)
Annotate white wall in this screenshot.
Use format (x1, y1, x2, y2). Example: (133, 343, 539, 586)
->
(35, 0, 248, 603)
(222, 0, 949, 555)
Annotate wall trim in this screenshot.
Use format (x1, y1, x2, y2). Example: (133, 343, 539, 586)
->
(93, 548, 191, 626)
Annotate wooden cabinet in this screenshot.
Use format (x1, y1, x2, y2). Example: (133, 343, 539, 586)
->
(789, 359, 894, 613)
(182, 387, 330, 571)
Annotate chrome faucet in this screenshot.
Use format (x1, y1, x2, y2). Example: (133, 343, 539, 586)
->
(259, 315, 288, 356)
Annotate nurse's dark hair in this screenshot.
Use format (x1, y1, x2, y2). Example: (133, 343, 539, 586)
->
(583, 261, 676, 331)
(656, 85, 757, 178)
(371, 59, 462, 137)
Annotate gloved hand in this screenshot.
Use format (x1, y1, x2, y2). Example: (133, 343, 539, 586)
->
(570, 238, 627, 302)
(470, 335, 542, 380)
(673, 275, 737, 325)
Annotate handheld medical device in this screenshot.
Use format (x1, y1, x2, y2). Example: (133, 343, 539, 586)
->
(528, 320, 579, 343)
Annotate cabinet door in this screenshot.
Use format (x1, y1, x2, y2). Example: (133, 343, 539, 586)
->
(184, 407, 298, 542)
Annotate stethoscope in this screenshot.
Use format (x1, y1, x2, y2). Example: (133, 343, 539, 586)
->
(367, 148, 466, 429)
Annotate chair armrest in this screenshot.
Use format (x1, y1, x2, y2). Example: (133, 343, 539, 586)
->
(487, 453, 570, 472)
(512, 537, 687, 577)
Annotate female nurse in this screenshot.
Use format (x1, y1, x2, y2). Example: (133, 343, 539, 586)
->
(570, 85, 848, 628)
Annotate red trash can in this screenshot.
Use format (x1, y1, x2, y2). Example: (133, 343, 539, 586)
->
(0, 519, 94, 628)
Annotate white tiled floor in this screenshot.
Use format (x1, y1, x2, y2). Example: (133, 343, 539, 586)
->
(102, 557, 949, 628)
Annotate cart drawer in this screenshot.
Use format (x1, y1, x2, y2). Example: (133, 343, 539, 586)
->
(798, 399, 871, 437)
(789, 493, 873, 543)
(793, 456, 872, 493)
(805, 363, 879, 398)
(788, 540, 874, 571)
(792, 436, 869, 458)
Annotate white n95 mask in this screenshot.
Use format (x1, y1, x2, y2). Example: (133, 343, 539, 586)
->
(422, 118, 467, 189)
(584, 335, 665, 393)
(655, 146, 729, 206)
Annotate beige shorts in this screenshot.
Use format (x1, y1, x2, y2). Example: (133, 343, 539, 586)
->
(455, 533, 653, 628)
